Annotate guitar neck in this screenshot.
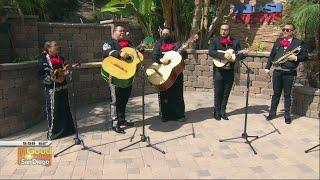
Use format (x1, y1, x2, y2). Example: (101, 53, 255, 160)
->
(176, 33, 199, 53)
(177, 47, 186, 53)
(236, 49, 247, 55)
(177, 42, 191, 53)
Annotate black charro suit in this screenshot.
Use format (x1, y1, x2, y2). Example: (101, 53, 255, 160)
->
(208, 36, 246, 119)
(102, 39, 134, 133)
(265, 37, 308, 120)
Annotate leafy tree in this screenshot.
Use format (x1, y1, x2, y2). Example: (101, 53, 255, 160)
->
(101, 0, 156, 36)
(281, 0, 320, 88)
(282, 0, 320, 52)
(161, 0, 226, 48)
(45, 0, 81, 21)
(0, 0, 81, 22)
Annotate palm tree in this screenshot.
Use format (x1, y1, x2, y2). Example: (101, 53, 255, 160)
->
(101, 0, 155, 36)
(283, 0, 320, 51)
(283, 0, 320, 88)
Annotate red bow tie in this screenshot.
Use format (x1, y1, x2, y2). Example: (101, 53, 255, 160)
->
(50, 56, 63, 65)
(160, 43, 176, 51)
(118, 40, 129, 48)
(280, 38, 291, 48)
(220, 37, 233, 46)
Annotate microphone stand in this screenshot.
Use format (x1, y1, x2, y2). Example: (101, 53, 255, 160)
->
(118, 47, 165, 154)
(219, 61, 259, 155)
(305, 143, 319, 153)
(54, 42, 101, 157)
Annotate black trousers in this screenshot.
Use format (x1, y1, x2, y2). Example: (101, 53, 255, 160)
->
(213, 69, 234, 115)
(108, 84, 132, 126)
(269, 69, 296, 118)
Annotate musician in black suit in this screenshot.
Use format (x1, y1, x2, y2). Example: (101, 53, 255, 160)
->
(208, 24, 248, 120)
(102, 25, 134, 134)
(153, 27, 186, 122)
(264, 23, 308, 124)
(38, 41, 75, 140)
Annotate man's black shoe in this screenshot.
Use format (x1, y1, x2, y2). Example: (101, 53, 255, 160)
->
(213, 113, 221, 120)
(221, 114, 229, 120)
(285, 117, 292, 124)
(118, 120, 134, 127)
(266, 114, 276, 121)
(112, 126, 125, 134)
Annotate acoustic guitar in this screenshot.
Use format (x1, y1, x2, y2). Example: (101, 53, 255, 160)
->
(212, 49, 248, 68)
(101, 44, 145, 88)
(146, 34, 199, 91)
(52, 63, 80, 83)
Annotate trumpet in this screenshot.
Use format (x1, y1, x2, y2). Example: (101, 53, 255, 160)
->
(272, 46, 301, 65)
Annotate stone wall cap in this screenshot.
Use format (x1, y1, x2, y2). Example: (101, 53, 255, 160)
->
(182, 49, 271, 56)
(185, 49, 208, 53)
(100, 19, 130, 25)
(247, 52, 270, 57)
(78, 62, 101, 69)
(0, 61, 37, 71)
(0, 61, 103, 71)
(38, 22, 106, 28)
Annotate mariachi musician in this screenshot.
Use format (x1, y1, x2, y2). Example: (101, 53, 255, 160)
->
(264, 23, 308, 124)
(153, 27, 186, 122)
(102, 25, 134, 134)
(209, 23, 249, 121)
(37, 41, 75, 140)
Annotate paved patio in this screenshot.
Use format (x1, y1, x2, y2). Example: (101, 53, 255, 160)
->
(0, 91, 319, 179)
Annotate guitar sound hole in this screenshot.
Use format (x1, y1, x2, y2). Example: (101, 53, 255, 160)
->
(123, 55, 133, 63)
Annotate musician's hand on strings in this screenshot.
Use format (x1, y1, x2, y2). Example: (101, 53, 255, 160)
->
(224, 52, 232, 60)
(120, 51, 129, 59)
(161, 59, 170, 65)
(287, 54, 297, 61)
(64, 70, 70, 76)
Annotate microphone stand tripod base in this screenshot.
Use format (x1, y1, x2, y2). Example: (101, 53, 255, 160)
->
(119, 134, 165, 154)
(218, 61, 259, 155)
(219, 132, 259, 155)
(54, 137, 102, 157)
(118, 47, 165, 154)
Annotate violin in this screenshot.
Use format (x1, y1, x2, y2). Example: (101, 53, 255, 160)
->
(52, 63, 80, 83)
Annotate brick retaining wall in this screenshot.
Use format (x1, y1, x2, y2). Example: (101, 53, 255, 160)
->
(0, 17, 144, 64)
(292, 86, 320, 119)
(0, 62, 44, 137)
(0, 52, 156, 137)
(183, 50, 273, 100)
(38, 21, 144, 63)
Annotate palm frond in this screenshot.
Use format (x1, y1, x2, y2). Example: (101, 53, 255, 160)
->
(291, 2, 320, 32)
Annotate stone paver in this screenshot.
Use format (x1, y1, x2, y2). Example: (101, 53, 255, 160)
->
(0, 91, 319, 179)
